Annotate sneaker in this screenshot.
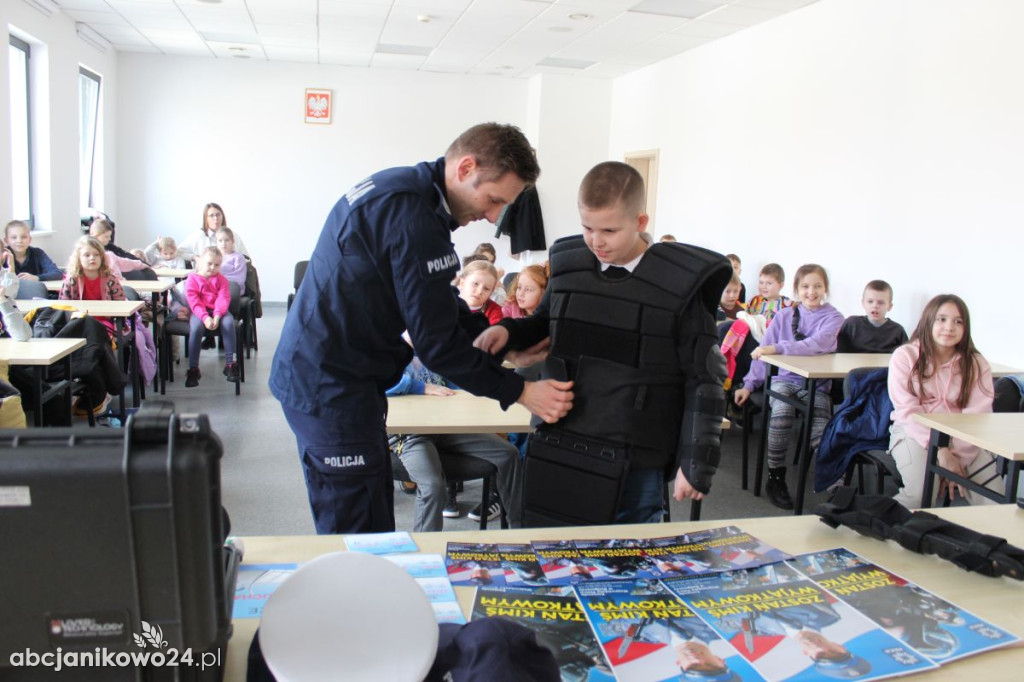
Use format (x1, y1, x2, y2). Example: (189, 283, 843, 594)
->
(468, 498, 502, 523)
(442, 487, 460, 518)
(223, 362, 239, 382)
(400, 481, 417, 495)
(185, 368, 201, 388)
(765, 473, 794, 510)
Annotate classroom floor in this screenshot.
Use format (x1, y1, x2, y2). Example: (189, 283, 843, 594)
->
(156, 304, 830, 537)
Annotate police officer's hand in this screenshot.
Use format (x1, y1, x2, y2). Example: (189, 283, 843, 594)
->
(518, 379, 574, 424)
(505, 338, 550, 367)
(473, 326, 509, 354)
(673, 468, 705, 502)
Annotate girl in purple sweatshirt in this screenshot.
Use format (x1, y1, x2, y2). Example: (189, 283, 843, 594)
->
(184, 247, 237, 386)
(734, 264, 844, 509)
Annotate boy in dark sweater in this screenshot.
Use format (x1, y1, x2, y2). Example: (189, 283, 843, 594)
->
(837, 280, 908, 353)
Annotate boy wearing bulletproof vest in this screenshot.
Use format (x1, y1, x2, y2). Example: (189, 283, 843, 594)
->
(474, 162, 732, 525)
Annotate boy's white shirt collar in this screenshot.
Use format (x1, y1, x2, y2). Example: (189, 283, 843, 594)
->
(600, 251, 645, 273)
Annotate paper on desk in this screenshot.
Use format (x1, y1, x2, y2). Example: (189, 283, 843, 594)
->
(232, 564, 298, 619)
(344, 531, 418, 554)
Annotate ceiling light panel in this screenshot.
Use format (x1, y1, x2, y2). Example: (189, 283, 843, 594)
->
(60, 9, 130, 26)
(555, 10, 685, 61)
(705, 4, 783, 26)
(629, 0, 725, 20)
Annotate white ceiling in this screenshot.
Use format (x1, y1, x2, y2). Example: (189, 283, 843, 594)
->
(53, 0, 820, 79)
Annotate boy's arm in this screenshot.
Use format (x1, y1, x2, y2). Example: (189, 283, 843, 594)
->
(34, 248, 64, 281)
(497, 285, 552, 350)
(836, 317, 855, 353)
(675, 297, 728, 494)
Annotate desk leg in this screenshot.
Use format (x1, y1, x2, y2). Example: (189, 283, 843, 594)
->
(920, 428, 949, 508)
(793, 379, 817, 516)
(1006, 463, 1022, 504)
(62, 354, 73, 425)
(128, 315, 141, 409)
(753, 367, 777, 497)
(32, 367, 43, 427)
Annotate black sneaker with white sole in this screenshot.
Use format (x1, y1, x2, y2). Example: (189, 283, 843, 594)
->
(468, 498, 502, 523)
(442, 487, 460, 518)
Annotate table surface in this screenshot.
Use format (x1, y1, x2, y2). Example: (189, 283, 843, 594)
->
(386, 391, 533, 434)
(225, 505, 1024, 680)
(0, 337, 85, 364)
(152, 267, 191, 278)
(761, 353, 1021, 379)
(43, 279, 173, 293)
(15, 299, 146, 316)
(913, 413, 1024, 461)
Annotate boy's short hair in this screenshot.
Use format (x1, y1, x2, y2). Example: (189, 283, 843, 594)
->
(156, 236, 177, 251)
(726, 253, 741, 265)
(445, 123, 539, 185)
(458, 259, 498, 282)
(759, 262, 785, 283)
(89, 219, 113, 235)
(864, 279, 893, 298)
(727, 273, 742, 287)
(659, 234, 677, 243)
(4, 220, 29, 238)
(578, 161, 646, 216)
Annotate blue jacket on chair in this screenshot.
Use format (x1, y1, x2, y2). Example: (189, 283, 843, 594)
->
(816, 368, 893, 492)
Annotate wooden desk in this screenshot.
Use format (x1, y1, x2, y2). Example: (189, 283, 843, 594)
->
(43, 279, 174, 295)
(224, 505, 1024, 680)
(756, 354, 1022, 515)
(0, 338, 85, 426)
(152, 267, 190, 280)
(914, 413, 1024, 507)
(386, 391, 533, 434)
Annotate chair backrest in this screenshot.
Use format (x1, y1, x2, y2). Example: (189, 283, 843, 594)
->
(122, 285, 141, 301)
(15, 280, 49, 300)
(293, 261, 309, 290)
(994, 376, 1024, 413)
(228, 282, 243, 317)
(123, 267, 158, 281)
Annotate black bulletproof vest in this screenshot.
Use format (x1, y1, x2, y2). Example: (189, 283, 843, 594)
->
(543, 237, 731, 469)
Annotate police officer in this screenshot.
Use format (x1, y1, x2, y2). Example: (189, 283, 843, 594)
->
(270, 123, 574, 535)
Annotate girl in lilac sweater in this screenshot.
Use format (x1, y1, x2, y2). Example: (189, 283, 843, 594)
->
(184, 247, 237, 386)
(887, 294, 999, 508)
(734, 264, 844, 509)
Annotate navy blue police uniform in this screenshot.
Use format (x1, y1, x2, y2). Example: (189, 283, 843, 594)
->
(270, 158, 524, 534)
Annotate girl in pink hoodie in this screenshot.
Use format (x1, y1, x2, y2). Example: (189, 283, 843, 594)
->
(184, 247, 237, 387)
(888, 294, 999, 507)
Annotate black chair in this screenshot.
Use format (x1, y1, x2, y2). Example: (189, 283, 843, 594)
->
(123, 267, 158, 281)
(160, 283, 245, 396)
(502, 271, 518, 290)
(286, 260, 309, 312)
(391, 451, 508, 531)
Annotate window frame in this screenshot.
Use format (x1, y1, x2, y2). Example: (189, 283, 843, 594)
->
(9, 34, 34, 227)
(79, 65, 102, 213)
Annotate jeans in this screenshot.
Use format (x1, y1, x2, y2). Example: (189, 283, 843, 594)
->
(188, 311, 236, 368)
(615, 468, 665, 524)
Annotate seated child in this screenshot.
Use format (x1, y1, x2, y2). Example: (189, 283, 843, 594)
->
(887, 294, 1002, 508)
(59, 236, 127, 338)
(3, 220, 62, 281)
(148, 236, 186, 270)
(734, 264, 844, 510)
(386, 356, 521, 532)
(216, 227, 248, 289)
(89, 219, 152, 279)
(184, 247, 238, 386)
(725, 253, 746, 302)
(501, 264, 548, 320)
(717, 273, 745, 323)
(456, 260, 503, 325)
(720, 262, 793, 391)
(838, 279, 908, 353)
(471, 243, 507, 305)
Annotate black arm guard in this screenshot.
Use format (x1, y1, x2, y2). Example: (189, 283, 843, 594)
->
(678, 381, 726, 494)
(815, 487, 1024, 580)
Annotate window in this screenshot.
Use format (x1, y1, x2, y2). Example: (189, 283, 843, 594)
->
(8, 36, 32, 225)
(79, 67, 101, 213)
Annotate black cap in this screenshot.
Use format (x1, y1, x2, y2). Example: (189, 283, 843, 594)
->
(425, 617, 560, 682)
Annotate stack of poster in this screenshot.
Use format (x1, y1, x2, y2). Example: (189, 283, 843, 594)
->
(445, 542, 547, 587)
(385, 553, 465, 625)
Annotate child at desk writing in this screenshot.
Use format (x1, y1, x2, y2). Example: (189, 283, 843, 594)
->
(184, 247, 238, 387)
(59, 236, 126, 338)
(734, 264, 843, 510)
(888, 294, 1001, 508)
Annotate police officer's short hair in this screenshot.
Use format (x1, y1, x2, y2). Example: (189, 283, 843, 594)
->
(446, 123, 540, 185)
(578, 161, 646, 216)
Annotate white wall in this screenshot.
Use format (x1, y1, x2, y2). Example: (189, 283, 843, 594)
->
(117, 56, 544, 299)
(609, 0, 1024, 366)
(0, 3, 118, 261)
